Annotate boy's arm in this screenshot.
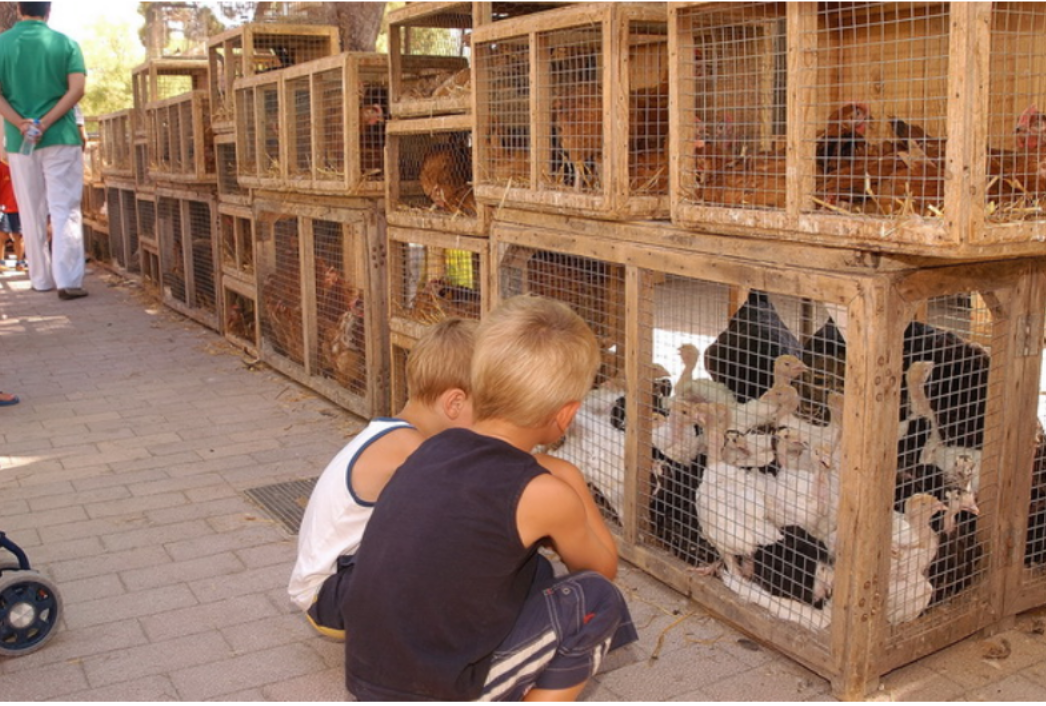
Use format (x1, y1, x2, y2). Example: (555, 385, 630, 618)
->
(516, 463, 619, 580)
(534, 453, 618, 561)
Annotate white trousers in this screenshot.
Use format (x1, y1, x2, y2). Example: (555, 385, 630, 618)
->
(8, 145, 85, 291)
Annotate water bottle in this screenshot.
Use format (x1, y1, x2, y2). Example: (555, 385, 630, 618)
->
(18, 119, 41, 156)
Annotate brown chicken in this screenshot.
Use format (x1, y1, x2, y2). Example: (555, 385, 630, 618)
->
(702, 153, 787, 208)
(989, 105, 1046, 205)
(262, 271, 305, 364)
(409, 278, 481, 325)
(420, 135, 477, 216)
(323, 292, 366, 392)
(816, 102, 872, 175)
(554, 92, 603, 190)
(629, 83, 670, 194)
(691, 114, 740, 186)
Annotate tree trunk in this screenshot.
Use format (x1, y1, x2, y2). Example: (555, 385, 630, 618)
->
(330, 2, 386, 53)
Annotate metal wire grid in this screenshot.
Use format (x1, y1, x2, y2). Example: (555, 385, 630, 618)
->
(391, 341, 411, 413)
(986, 4, 1046, 223)
(287, 75, 312, 177)
(136, 198, 156, 245)
(216, 140, 243, 197)
(313, 219, 367, 395)
(627, 21, 669, 197)
(220, 212, 254, 276)
(134, 142, 152, 189)
(224, 287, 257, 345)
(169, 105, 184, 173)
(106, 188, 126, 268)
(155, 74, 197, 102)
(395, 131, 476, 216)
(261, 84, 281, 176)
(498, 246, 628, 520)
(261, 217, 305, 365)
(316, 68, 345, 178)
(540, 26, 603, 193)
(391, 239, 482, 327)
(188, 200, 217, 313)
(210, 41, 242, 124)
(810, 3, 951, 219)
(678, 4, 787, 209)
(394, 7, 472, 109)
(158, 197, 186, 304)
(358, 80, 389, 182)
(141, 245, 161, 291)
(120, 191, 140, 274)
(252, 33, 333, 74)
(889, 293, 995, 640)
(477, 39, 530, 187)
(237, 86, 257, 175)
(101, 114, 133, 172)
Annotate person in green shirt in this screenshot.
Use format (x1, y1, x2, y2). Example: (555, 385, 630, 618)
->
(0, 2, 88, 299)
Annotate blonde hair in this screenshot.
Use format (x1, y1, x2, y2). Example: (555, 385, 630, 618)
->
(472, 295, 600, 427)
(406, 317, 478, 406)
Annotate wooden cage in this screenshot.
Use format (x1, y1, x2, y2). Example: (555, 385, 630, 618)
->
(491, 213, 1046, 698)
(208, 22, 340, 135)
(131, 57, 209, 139)
(387, 2, 473, 118)
(669, 2, 1046, 260)
(134, 138, 153, 192)
(83, 139, 103, 184)
(254, 193, 389, 419)
(104, 183, 140, 274)
(473, 2, 577, 26)
(136, 193, 158, 291)
(385, 115, 489, 235)
(146, 90, 216, 183)
(99, 110, 134, 179)
(472, 3, 670, 221)
(215, 132, 248, 205)
(219, 202, 258, 353)
(156, 186, 221, 331)
(82, 182, 107, 223)
(82, 219, 109, 266)
(234, 52, 388, 196)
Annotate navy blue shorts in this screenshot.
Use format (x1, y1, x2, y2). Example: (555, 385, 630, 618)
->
(306, 555, 355, 640)
(479, 564, 638, 700)
(0, 212, 20, 234)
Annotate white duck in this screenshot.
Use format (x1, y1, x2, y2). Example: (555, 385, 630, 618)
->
(694, 403, 783, 577)
(908, 361, 983, 494)
(886, 493, 946, 625)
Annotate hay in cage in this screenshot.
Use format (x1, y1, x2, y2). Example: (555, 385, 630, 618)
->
(260, 217, 306, 366)
(313, 219, 369, 396)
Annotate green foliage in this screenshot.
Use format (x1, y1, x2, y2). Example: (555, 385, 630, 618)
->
(79, 17, 145, 118)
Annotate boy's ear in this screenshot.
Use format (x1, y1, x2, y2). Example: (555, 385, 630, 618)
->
(440, 388, 469, 420)
(554, 400, 582, 436)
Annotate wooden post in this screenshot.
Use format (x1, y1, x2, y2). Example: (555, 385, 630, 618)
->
(787, 3, 819, 226)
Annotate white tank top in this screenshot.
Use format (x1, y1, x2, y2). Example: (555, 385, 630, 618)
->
(287, 418, 415, 610)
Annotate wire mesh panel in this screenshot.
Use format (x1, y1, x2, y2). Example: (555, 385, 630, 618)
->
(146, 91, 216, 183)
(188, 200, 217, 315)
(985, 4, 1046, 230)
(141, 242, 161, 293)
(209, 23, 340, 134)
(99, 110, 134, 178)
(313, 219, 370, 395)
(106, 187, 126, 269)
(388, 2, 473, 118)
(389, 227, 488, 346)
(255, 196, 390, 418)
(495, 228, 629, 526)
(223, 284, 258, 351)
(134, 140, 153, 190)
(260, 216, 305, 366)
(236, 53, 387, 194)
(386, 117, 486, 234)
(215, 134, 246, 202)
(136, 196, 156, 247)
(83, 222, 110, 265)
(120, 189, 140, 274)
(158, 196, 186, 305)
(131, 58, 209, 138)
(675, 3, 787, 212)
(474, 3, 669, 219)
(219, 208, 255, 280)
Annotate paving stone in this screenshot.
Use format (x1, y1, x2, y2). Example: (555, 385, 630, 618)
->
(53, 571, 126, 606)
(221, 612, 317, 654)
(260, 666, 350, 701)
(63, 583, 199, 630)
(187, 564, 290, 604)
(169, 643, 324, 700)
(49, 544, 172, 583)
(0, 619, 147, 676)
(101, 518, 214, 553)
(165, 524, 287, 562)
(122, 551, 246, 591)
(84, 490, 189, 520)
(0, 659, 89, 701)
(61, 674, 181, 701)
(140, 594, 281, 643)
(81, 631, 232, 688)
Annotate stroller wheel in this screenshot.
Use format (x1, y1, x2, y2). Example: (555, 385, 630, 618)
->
(0, 570, 61, 656)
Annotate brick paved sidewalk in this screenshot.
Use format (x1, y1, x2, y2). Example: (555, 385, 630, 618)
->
(3, 266, 1046, 701)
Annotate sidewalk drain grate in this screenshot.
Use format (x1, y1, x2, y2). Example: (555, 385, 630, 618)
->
(244, 478, 317, 534)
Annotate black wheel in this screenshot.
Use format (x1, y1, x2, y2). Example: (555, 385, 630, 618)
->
(0, 570, 61, 656)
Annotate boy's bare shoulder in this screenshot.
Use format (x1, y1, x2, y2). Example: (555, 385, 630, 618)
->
(351, 425, 427, 503)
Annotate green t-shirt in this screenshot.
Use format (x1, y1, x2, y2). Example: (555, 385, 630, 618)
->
(0, 20, 87, 151)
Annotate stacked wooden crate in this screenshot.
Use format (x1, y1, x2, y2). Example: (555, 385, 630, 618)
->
(384, 2, 491, 408)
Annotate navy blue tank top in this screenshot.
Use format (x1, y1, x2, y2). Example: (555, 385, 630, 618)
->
(344, 428, 549, 701)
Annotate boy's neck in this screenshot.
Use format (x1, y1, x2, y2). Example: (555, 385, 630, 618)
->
(470, 418, 548, 453)
(395, 401, 445, 439)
